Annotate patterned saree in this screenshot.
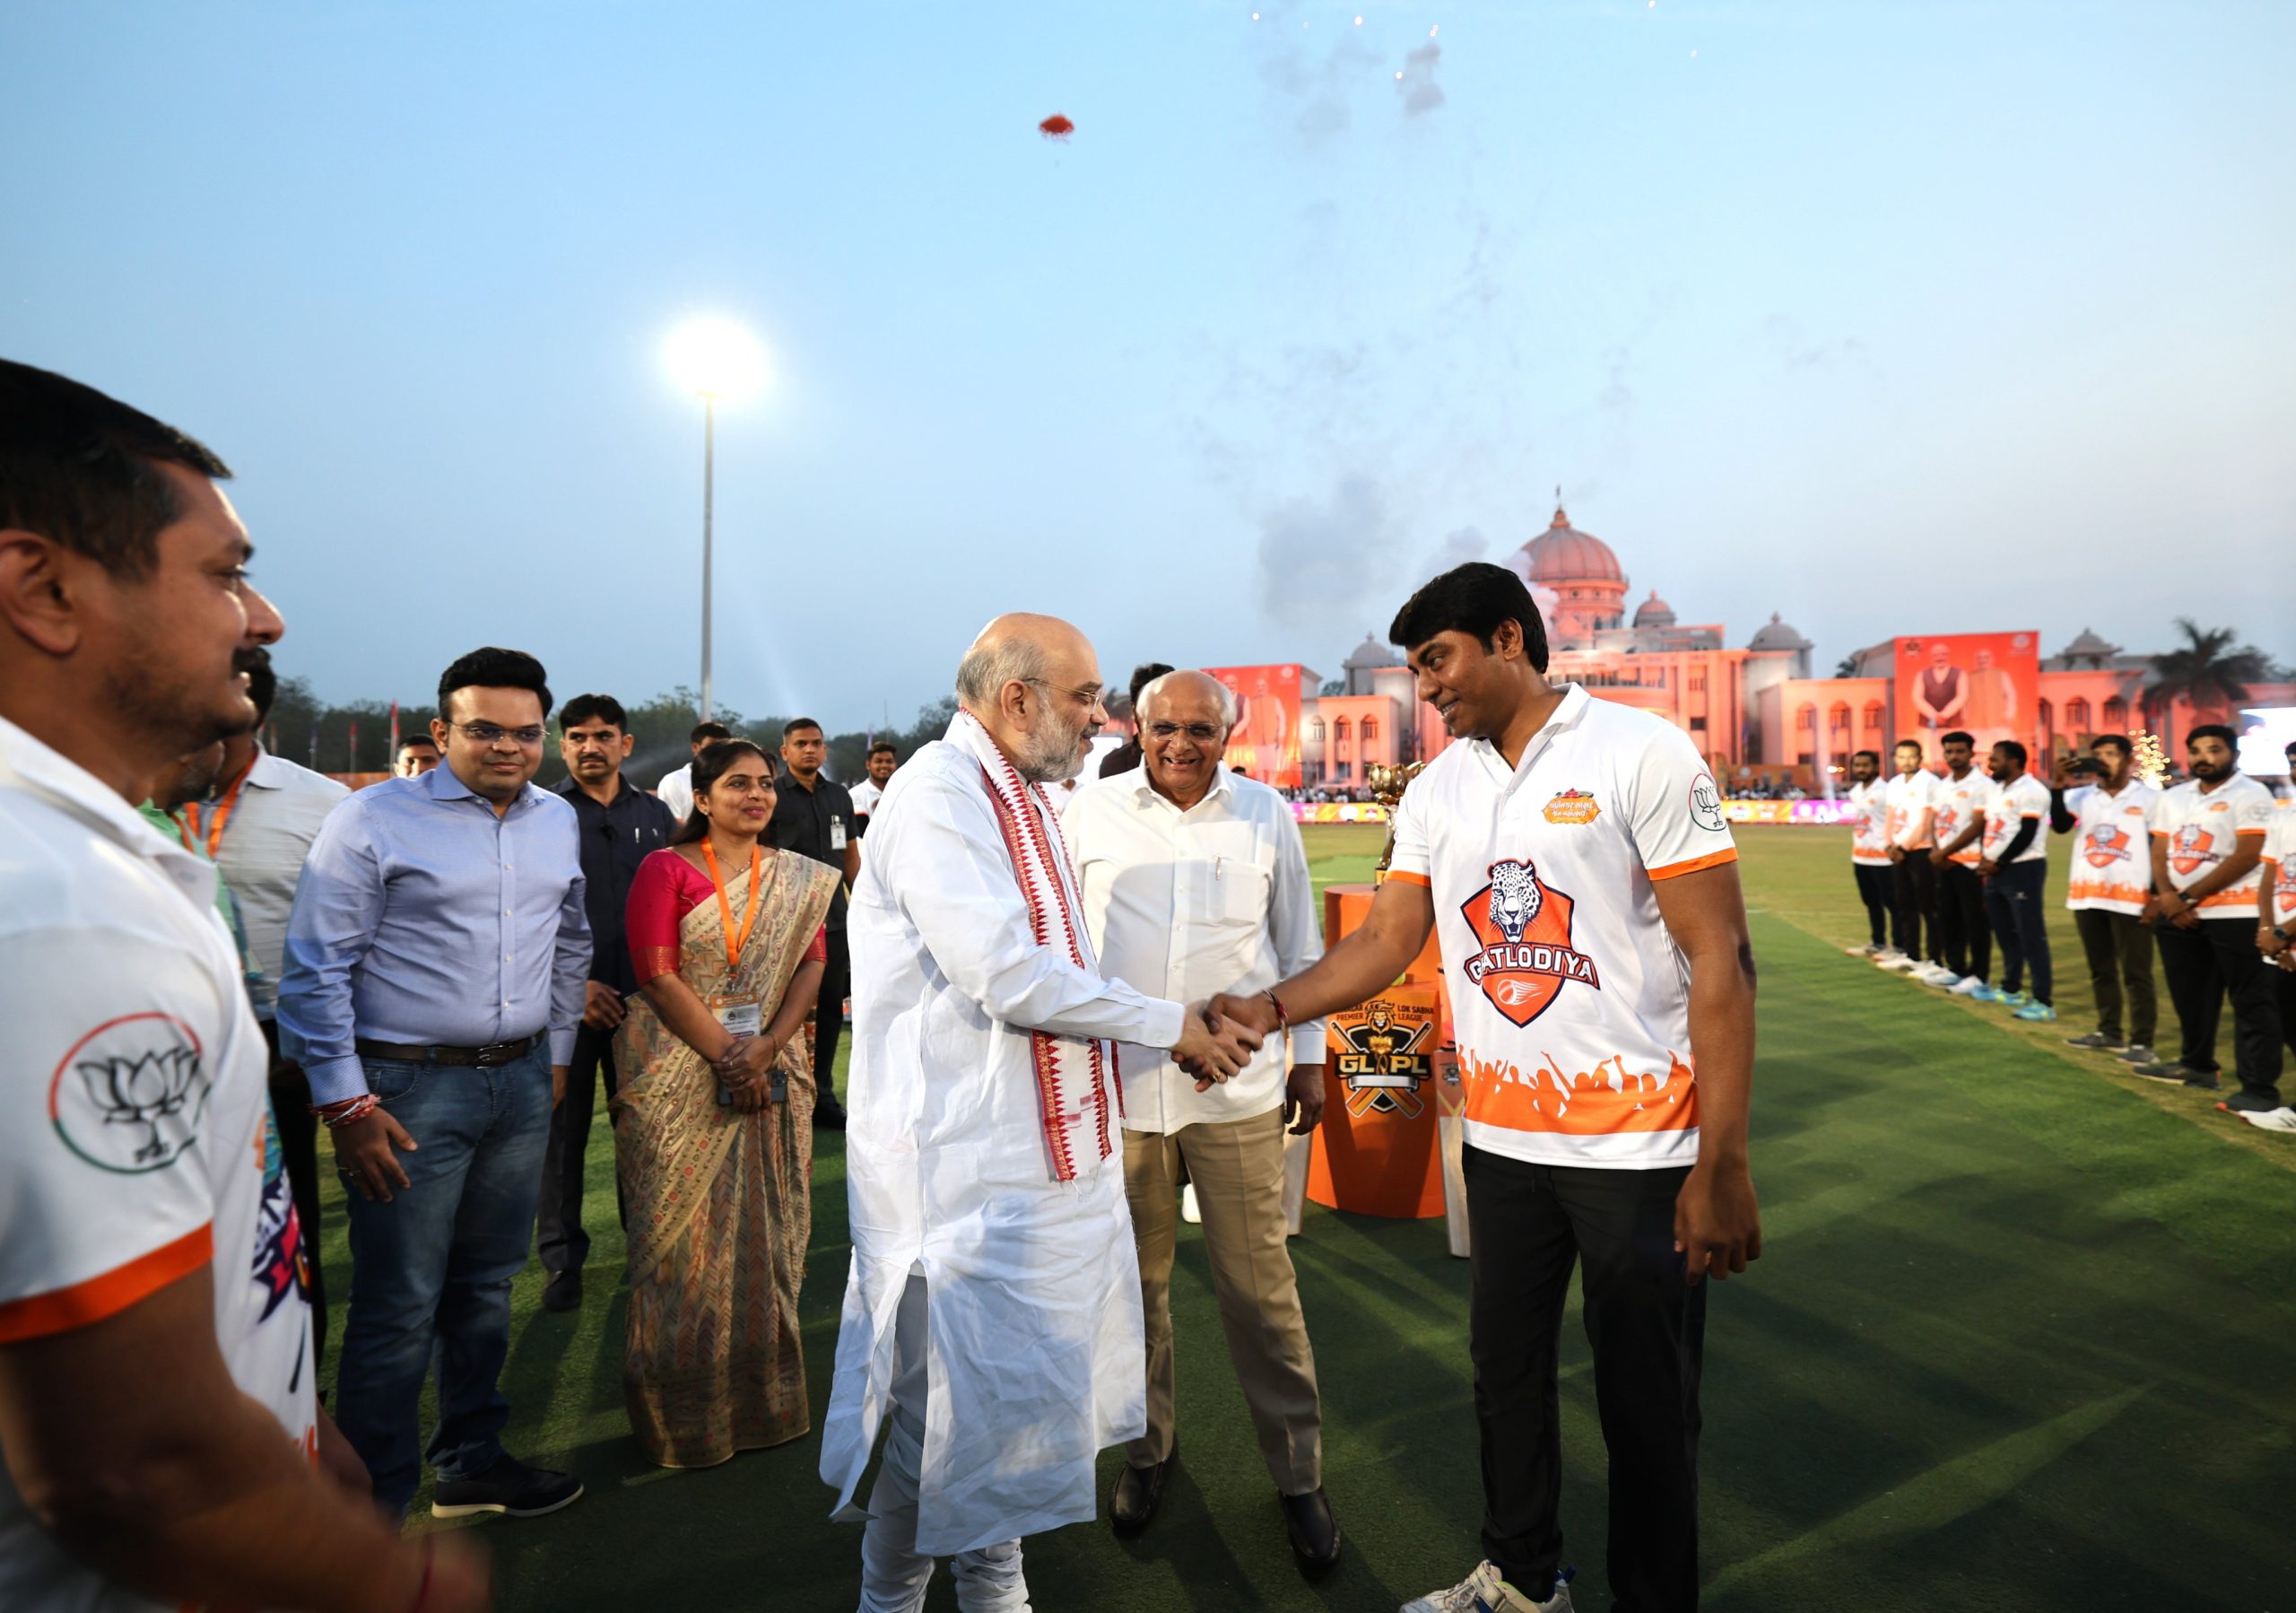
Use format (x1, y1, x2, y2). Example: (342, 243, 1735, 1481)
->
(611, 850, 839, 1468)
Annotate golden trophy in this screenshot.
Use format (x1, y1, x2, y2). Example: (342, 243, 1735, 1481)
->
(1365, 760, 1425, 877)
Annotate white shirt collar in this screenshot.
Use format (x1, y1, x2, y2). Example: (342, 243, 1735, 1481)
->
(0, 713, 216, 902)
(1127, 761, 1235, 813)
(1469, 682, 1590, 783)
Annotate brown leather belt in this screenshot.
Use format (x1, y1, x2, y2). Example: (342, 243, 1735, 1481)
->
(353, 1032, 544, 1068)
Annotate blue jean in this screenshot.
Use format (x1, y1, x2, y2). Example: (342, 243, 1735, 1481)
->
(333, 1043, 552, 1514)
(1985, 859, 2052, 1005)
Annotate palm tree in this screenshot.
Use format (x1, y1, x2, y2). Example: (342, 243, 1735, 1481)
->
(2146, 619, 2272, 731)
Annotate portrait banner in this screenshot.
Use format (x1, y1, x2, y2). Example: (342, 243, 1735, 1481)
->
(1893, 632, 2040, 769)
(1203, 664, 1304, 789)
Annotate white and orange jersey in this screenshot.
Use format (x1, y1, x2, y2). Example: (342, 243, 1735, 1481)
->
(2065, 780, 2157, 914)
(1387, 684, 1737, 1170)
(1883, 768, 1940, 850)
(1847, 778, 1892, 866)
(2262, 813, 2296, 928)
(1979, 773, 2050, 865)
(2150, 773, 2276, 911)
(1932, 770, 1990, 867)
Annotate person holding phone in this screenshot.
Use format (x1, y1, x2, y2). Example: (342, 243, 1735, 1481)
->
(614, 740, 837, 1468)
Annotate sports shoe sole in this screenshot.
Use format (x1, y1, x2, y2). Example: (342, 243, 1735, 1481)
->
(432, 1481, 585, 1520)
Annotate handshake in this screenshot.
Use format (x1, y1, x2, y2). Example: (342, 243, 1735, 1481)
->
(1170, 990, 1291, 1094)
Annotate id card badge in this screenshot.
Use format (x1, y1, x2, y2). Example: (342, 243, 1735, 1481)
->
(709, 995, 762, 1039)
(830, 817, 848, 851)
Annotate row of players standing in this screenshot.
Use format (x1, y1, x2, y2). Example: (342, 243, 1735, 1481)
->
(1843, 726, 2296, 1127)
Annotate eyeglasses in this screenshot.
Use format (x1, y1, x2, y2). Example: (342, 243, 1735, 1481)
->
(1024, 677, 1106, 711)
(1146, 721, 1225, 744)
(449, 721, 547, 747)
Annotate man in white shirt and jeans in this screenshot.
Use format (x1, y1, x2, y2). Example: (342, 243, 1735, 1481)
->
(1066, 670, 1338, 1572)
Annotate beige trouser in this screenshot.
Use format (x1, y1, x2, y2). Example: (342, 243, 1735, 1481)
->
(1123, 1106, 1321, 1495)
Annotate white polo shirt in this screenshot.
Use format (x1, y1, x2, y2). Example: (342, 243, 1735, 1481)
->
(204, 748, 349, 1021)
(1387, 684, 1738, 1169)
(2065, 780, 2157, 914)
(1932, 769, 1990, 868)
(1847, 778, 1892, 868)
(655, 762, 694, 824)
(850, 778, 885, 821)
(1069, 763, 1325, 1133)
(2151, 773, 2276, 913)
(1979, 773, 2051, 866)
(1883, 769, 1940, 850)
(0, 717, 317, 1613)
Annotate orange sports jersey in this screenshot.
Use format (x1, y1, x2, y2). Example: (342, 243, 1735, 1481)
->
(1847, 778, 1892, 867)
(2149, 773, 2276, 911)
(1387, 684, 1737, 1169)
(2065, 780, 2157, 915)
(1932, 770, 1990, 868)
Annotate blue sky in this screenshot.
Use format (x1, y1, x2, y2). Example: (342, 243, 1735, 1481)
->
(6, 0, 2291, 731)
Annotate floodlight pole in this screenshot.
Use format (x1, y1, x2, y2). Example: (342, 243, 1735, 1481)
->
(700, 396, 716, 722)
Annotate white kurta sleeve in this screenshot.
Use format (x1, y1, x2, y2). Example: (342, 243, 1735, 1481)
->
(884, 772, 1187, 1050)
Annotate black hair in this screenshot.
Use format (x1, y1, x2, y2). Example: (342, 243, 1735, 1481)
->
(437, 647, 552, 723)
(1894, 738, 1924, 756)
(561, 693, 628, 731)
(868, 742, 897, 758)
(1127, 662, 1177, 708)
(395, 733, 439, 758)
(0, 359, 232, 580)
(1994, 738, 2028, 768)
(1940, 730, 1974, 747)
(689, 720, 733, 745)
(670, 739, 777, 845)
(1388, 562, 1550, 673)
(1852, 749, 1882, 765)
(2187, 723, 2237, 748)
(2091, 734, 2132, 759)
(243, 648, 279, 724)
(782, 717, 823, 742)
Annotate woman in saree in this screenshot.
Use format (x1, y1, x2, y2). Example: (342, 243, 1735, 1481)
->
(613, 738, 839, 1467)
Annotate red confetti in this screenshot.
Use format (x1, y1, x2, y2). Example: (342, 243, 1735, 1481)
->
(1038, 113, 1074, 141)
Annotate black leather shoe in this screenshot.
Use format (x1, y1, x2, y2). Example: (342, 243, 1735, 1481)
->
(541, 1270, 581, 1313)
(813, 1098, 848, 1131)
(431, 1456, 584, 1519)
(1110, 1443, 1177, 1536)
(1281, 1487, 1341, 1574)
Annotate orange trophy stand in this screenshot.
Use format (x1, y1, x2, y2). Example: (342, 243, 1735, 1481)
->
(1306, 885, 1459, 1221)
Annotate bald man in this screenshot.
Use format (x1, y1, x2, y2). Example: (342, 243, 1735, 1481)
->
(820, 615, 1263, 1611)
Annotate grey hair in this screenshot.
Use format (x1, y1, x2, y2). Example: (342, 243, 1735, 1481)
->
(1137, 670, 1238, 730)
(955, 633, 1051, 707)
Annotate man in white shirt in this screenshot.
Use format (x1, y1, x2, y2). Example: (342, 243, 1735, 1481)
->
(2247, 811, 2296, 1129)
(2052, 736, 2160, 1060)
(1841, 749, 1893, 958)
(821, 614, 1259, 1612)
(2136, 724, 2281, 1110)
(654, 719, 731, 824)
(1970, 740, 2056, 1021)
(1213, 563, 1760, 1613)
(1066, 671, 1337, 1570)
(0, 359, 484, 1610)
(1881, 739, 1941, 972)
(1922, 730, 1992, 991)
(202, 647, 351, 1361)
(850, 740, 897, 827)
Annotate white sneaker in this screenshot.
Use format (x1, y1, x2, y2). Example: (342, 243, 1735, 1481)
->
(1950, 975, 1988, 997)
(1876, 951, 1918, 972)
(1401, 1561, 1571, 1613)
(1922, 968, 1963, 989)
(1180, 1183, 1202, 1225)
(2232, 1106, 2296, 1133)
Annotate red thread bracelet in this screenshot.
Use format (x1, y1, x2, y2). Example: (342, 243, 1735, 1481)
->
(1265, 989, 1289, 1030)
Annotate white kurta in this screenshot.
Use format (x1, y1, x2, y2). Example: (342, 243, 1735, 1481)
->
(821, 718, 1187, 1556)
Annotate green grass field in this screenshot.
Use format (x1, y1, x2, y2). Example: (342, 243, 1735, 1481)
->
(316, 824, 2296, 1610)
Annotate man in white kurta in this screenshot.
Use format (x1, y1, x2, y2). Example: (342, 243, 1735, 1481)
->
(821, 614, 1257, 1612)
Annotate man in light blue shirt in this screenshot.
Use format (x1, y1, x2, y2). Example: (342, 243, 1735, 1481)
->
(279, 646, 590, 1521)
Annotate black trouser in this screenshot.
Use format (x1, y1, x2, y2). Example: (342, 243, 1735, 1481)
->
(1890, 853, 1936, 959)
(2073, 908, 2157, 1046)
(813, 926, 851, 1112)
(2156, 918, 2283, 1098)
(1934, 862, 1990, 982)
(536, 1021, 623, 1277)
(2278, 965, 2296, 1062)
(261, 1019, 328, 1366)
(1852, 863, 1892, 947)
(1465, 1147, 1703, 1612)
(1984, 859, 2052, 1004)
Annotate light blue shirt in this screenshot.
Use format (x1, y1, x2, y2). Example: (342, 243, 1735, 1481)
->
(277, 760, 591, 1104)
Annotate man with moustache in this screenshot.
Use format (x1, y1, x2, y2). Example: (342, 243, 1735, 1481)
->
(821, 614, 1262, 1613)
(395, 732, 440, 777)
(1840, 749, 1894, 958)
(850, 741, 898, 827)
(0, 360, 488, 1609)
(279, 646, 592, 1521)
(538, 693, 678, 1312)
(2053, 736, 2160, 1061)
(1065, 670, 1339, 1571)
(1879, 739, 1942, 974)
(1923, 730, 1992, 994)
(770, 717, 862, 1129)
(1967, 740, 2056, 1021)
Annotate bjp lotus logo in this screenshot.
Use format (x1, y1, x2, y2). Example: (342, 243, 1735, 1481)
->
(1462, 859, 1602, 1027)
(2084, 824, 2133, 868)
(48, 1014, 212, 1173)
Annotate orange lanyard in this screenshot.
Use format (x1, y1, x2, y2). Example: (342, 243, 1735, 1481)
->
(185, 757, 256, 859)
(700, 838, 763, 969)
